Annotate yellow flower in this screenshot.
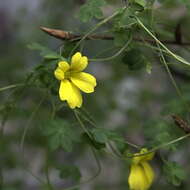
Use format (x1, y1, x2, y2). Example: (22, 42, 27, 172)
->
(128, 148, 155, 190)
(54, 52, 97, 109)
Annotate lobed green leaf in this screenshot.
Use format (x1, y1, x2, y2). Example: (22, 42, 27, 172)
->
(163, 161, 186, 186)
(78, 0, 107, 22)
(42, 119, 79, 152)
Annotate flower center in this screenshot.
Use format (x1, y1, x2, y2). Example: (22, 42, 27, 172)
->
(64, 70, 71, 79)
(64, 69, 78, 79)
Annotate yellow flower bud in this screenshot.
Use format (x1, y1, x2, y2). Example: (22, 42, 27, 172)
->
(128, 148, 155, 190)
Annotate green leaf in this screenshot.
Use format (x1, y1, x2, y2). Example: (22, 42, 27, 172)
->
(154, 125, 172, 146)
(112, 9, 135, 46)
(33, 60, 58, 90)
(122, 49, 147, 70)
(163, 161, 186, 186)
(57, 165, 81, 182)
(81, 133, 106, 150)
(91, 128, 127, 154)
(91, 128, 124, 144)
(81, 128, 125, 150)
(28, 42, 63, 60)
(92, 129, 108, 143)
(134, 0, 146, 7)
(181, 0, 190, 10)
(128, 0, 146, 11)
(78, 0, 107, 22)
(42, 119, 79, 152)
(113, 29, 131, 47)
(113, 8, 136, 31)
(78, 5, 93, 23)
(161, 98, 188, 115)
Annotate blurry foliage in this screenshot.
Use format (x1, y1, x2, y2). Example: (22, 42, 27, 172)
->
(1, 0, 190, 190)
(163, 161, 186, 186)
(78, 0, 107, 22)
(57, 164, 81, 182)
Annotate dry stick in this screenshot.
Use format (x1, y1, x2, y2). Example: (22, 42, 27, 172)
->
(40, 26, 190, 46)
(40, 27, 113, 41)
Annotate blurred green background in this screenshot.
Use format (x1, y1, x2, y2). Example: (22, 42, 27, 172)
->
(1, 0, 190, 189)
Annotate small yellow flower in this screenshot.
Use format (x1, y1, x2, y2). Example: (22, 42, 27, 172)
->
(54, 52, 97, 109)
(128, 148, 155, 190)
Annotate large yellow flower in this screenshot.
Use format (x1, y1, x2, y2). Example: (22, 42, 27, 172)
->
(128, 148, 155, 190)
(54, 52, 97, 109)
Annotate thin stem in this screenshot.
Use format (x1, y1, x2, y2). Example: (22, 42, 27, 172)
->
(107, 142, 122, 157)
(20, 95, 46, 185)
(75, 109, 96, 128)
(155, 36, 190, 117)
(74, 110, 127, 159)
(0, 169, 3, 189)
(142, 42, 170, 55)
(128, 133, 190, 159)
(157, 44, 183, 98)
(45, 149, 54, 190)
(135, 17, 190, 66)
(45, 167, 53, 190)
(49, 91, 56, 119)
(151, 133, 190, 152)
(101, 148, 123, 160)
(76, 108, 140, 149)
(91, 46, 116, 60)
(63, 147, 101, 190)
(0, 83, 30, 186)
(70, 7, 127, 56)
(44, 93, 57, 190)
(81, 107, 96, 124)
(73, 109, 93, 139)
(113, 138, 140, 149)
(75, 109, 140, 149)
(90, 38, 132, 62)
(0, 83, 24, 93)
(149, 9, 184, 100)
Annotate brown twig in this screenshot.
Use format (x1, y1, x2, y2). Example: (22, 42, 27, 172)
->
(40, 26, 190, 46)
(40, 27, 113, 41)
(171, 114, 190, 133)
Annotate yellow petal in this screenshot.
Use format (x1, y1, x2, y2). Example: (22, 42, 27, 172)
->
(133, 153, 143, 165)
(54, 68, 65, 80)
(70, 72, 97, 93)
(59, 80, 82, 109)
(58, 61, 70, 72)
(70, 52, 88, 72)
(141, 162, 154, 187)
(128, 164, 149, 190)
(71, 52, 82, 64)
